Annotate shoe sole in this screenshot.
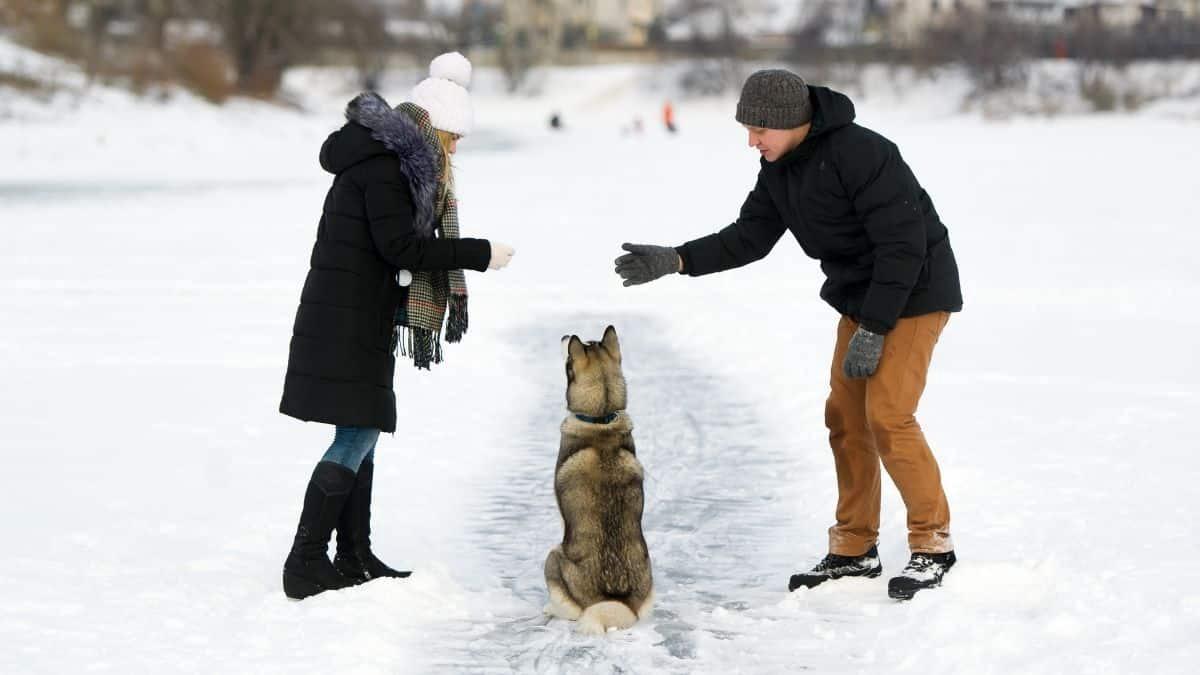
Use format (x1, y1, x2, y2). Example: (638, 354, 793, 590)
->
(889, 561, 955, 600)
(333, 554, 415, 582)
(333, 565, 414, 582)
(283, 570, 329, 600)
(888, 578, 943, 601)
(788, 566, 882, 592)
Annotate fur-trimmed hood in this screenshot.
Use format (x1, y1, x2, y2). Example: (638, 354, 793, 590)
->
(319, 92, 440, 237)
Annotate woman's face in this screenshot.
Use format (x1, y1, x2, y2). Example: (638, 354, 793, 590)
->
(446, 134, 460, 155)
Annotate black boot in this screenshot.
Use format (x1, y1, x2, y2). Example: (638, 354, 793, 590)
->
(888, 550, 957, 600)
(788, 545, 882, 591)
(333, 458, 411, 583)
(282, 461, 358, 600)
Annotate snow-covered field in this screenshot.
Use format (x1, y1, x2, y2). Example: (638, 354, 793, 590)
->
(3, 42, 1200, 673)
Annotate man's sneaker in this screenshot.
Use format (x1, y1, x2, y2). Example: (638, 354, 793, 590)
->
(887, 551, 956, 600)
(788, 545, 882, 591)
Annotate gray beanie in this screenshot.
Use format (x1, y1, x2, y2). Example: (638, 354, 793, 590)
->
(735, 69, 812, 129)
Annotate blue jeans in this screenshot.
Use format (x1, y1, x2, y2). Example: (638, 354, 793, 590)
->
(321, 426, 380, 472)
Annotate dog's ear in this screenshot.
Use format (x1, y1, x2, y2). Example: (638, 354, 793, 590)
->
(567, 335, 587, 362)
(601, 325, 621, 361)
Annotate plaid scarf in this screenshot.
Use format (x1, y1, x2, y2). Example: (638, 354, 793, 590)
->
(392, 103, 469, 370)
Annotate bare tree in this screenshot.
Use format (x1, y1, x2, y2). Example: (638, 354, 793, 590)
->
(206, 0, 397, 94)
(498, 0, 560, 93)
(205, 0, 323, 94)
(327, 0, 391, 90)
(919, 10, 1039, 94)
(786, 0, 836, 64)
(669, 0, 751, 95)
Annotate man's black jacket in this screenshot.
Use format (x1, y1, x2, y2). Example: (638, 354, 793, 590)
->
(677, 86, 962, 334)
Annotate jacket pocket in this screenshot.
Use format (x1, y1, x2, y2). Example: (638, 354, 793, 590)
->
(916, 238, 950, 290)
(915, 259, 932, 291)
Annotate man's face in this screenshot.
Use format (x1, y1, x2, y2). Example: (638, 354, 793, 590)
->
(745, 123, 811, 162)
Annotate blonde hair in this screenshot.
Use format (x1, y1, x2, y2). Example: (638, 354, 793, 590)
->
(434, 129, 458, 195)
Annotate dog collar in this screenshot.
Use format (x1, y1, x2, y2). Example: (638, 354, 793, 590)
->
(574, 412, 619, 425)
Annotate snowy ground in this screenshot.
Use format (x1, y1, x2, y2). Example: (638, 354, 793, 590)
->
(3, 48, 1200, 673)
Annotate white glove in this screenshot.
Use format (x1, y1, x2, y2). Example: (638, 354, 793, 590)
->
(488, 242, 515, 270)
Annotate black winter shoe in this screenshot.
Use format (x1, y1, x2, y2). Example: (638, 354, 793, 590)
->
(887, 551, 956, 600)
(282, 461, 358, 600)
(788, 545, 882, 591)
(333, 459, 411, 583)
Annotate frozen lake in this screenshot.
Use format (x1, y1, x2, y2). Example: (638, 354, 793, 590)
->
(2, 63, 1199, 673)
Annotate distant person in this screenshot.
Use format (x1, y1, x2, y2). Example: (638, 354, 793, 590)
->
(662, 100, 677, 133)
(549, 112, 563, 130)
(615, 69, 962, 600)
(621, 116, 644, 137)
(279, 52, 516, 600)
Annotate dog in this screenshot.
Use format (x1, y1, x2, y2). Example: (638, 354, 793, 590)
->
(544, 326, 654, 634)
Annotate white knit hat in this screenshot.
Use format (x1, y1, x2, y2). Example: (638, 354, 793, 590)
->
(410, 52, 473, 136)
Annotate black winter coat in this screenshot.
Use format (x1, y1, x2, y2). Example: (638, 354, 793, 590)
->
(677, 86, 962, 334)
(280, 93, 491, 433)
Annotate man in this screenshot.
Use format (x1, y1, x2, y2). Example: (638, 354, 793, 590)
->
(614, 69, 963, 600)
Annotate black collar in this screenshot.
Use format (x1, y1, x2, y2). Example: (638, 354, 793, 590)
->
(574, 412, 619, 425)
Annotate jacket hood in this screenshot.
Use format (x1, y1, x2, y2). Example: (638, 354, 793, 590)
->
(318, 92, 440, 238)
(807, 85, 856, 139)
(767, 86, 856, 168)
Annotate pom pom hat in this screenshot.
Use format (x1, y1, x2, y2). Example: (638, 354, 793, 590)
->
(410, 52, 474, 136)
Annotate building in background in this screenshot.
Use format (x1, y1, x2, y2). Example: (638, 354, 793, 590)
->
(887, 0, 1199, 44)
(565, 0, 662, 48)
(475, 0, 662, 50)
(1065, 0, 1200, 24)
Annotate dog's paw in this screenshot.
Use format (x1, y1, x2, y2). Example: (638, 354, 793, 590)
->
(545, 590, 584, 620)
(575, 618, 607, 636)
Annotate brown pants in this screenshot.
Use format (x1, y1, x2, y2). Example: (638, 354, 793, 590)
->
(825, 312, 953, 556)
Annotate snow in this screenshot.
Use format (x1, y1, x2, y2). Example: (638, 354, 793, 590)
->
(3, 45, 1200, 673)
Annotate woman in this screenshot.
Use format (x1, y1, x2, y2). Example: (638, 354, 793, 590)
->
(279, 52, 515, 600)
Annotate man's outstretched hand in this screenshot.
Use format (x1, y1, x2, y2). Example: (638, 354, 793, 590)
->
(614, 243, 681, 287)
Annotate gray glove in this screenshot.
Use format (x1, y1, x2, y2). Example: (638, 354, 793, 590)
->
(843, 326, 884, 379)
(614, 243, 681, 287)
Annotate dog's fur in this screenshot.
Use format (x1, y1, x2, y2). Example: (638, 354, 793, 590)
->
(544, 326, 653, 634)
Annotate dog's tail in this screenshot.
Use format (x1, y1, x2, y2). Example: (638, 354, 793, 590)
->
(577, 600, 638, 635)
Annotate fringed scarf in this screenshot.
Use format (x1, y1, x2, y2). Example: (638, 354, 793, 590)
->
(343, 93, 469, 370)
(391, 102, 469, 369)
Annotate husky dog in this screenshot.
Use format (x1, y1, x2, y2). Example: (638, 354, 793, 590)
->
(544, 326, 653, 634)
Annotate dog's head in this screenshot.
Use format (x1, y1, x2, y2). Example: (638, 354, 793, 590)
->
(562, 325, 627, 417)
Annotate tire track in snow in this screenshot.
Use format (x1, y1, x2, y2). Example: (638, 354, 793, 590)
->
(433, 315, 805, 673)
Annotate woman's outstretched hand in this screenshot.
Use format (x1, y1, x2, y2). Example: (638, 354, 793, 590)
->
(488, 242, 515, 270)
(614, 243, 682, 287)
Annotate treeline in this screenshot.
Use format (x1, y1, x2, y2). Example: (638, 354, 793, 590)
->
(3, 1, 1199, 105)
(782, 8, 1200, 90)
(0, 0, 474, 101)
